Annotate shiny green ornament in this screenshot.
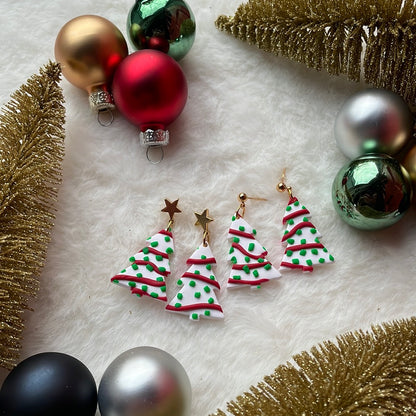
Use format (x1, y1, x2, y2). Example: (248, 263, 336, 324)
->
(332, 154, 412, 230)
(127, 0, 196, 61)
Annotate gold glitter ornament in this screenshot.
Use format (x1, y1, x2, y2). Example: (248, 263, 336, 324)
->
(211, 317, 416, 415)
(216, 0, 416, 106)
(0, 62, 65, 370)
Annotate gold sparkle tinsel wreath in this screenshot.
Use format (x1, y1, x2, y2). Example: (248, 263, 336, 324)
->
(0, 62, 65, 369)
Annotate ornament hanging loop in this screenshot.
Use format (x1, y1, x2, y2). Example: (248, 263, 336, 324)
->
(277, 169, 293, 198)
(146, 145, 165, 164)
(236, 193, 267, 218)
(97, 108, 114, 127)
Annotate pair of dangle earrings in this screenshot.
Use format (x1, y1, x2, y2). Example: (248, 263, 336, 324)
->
(110, 199, 224, 321)
(227, 171, 334, 290)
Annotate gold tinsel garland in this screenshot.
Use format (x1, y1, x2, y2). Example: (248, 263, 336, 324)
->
(216, 0, 416, 106)
(0, 62, 65, 369)
(211, 317, 416, 415)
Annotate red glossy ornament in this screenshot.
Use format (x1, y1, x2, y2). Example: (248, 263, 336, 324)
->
(112, 50, 187, 161)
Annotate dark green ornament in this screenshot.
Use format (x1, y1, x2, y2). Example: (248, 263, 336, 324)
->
(127, 0, 196, 61)
(332, 154, 412, 230)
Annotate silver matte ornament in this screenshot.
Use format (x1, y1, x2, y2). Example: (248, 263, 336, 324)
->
(98, 346, 192, 416)
(334, 89, 413, 159)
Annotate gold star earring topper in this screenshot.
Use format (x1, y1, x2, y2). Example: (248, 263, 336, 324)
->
(194, 208, 213, 246)
(161, 199, 181, 229)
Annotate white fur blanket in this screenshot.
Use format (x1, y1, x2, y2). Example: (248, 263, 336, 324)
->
(1, 0, 415, 414)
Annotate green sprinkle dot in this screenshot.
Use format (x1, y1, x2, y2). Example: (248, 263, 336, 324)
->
(264, 263, 271, 270)
(146, 264, 154, 272)
(151, 241, 159, 248)
(294, 201, 300, 206)
(206, 264, 212, 271)
(252, 229, 257, 235)
(156, 277, 164, 282)
(150, 292, 158, 298)
(141, 285, 148, 292)
(302, 205, 306, 209)
(120, 269, 126, 274)
(253, 270, 259, 278)
(303, 217, 309, 222)
(159, 267, 166, 273)
(311, 249, 319, 255)
(329, 255, 335, 261)
(319, 258, 325, 263)
(292, 259, 300, 265)
(243, 265, 250, 274)
(143, 256, 149, 262)
(233, 237, 240, 244)
(201, 255, 207, 260)
(194, 292, 201, 299)
(143, 247, 149, 254)
(136, 273, 143, 278)
(129, 256, 135, 263)
(192, 313, 198, 320)
(194, 270, 200, 275)
(208, 297, 214, 304)
(306, 259, 313, 266)
(239, 225, 245, 232)
(245, 256, 250, 263)
(315, 238, 320, 243)
(248, 243, 255, 252)
(232, 215, 236, 221)
(112, 279, 119, 284)
(286, 205, 292, 211)
(258, 258, 265, 263)
(132, 264, 139, 270)
(210, 275, 215, 280)
(286, 250, 293, 257)
(257, 285, 261, 289)
(231, 256, 237, 264)
(156, 255, 163, 261)
(189, 281, 196, 287)
(166, 247, 173, 254)
(233, 275, 241, 280)
(136, 293, 141, 297)
(178, 293, 183, 300)
(164, 236, 171, 242)
(296, 229, 302, 235)
(284, 230, 289, 235)
(229, 247, 235, 254)
(177, 279, 183, 286)
(300, 249, 307, 256)
(204, 311, 211, 316)
(311, 228, 317, 234)
(287, 238, 295, 245)
(288, 219, 294, 225)
(204, 286, 211, 293)
(175, 302, 182, 308)
(323, 248, 328, 253)
(161, 286, 166, 292)
(128, 281, 136, 288)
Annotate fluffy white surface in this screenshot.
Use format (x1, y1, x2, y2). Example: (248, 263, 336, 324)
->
(1, 1, 416, 414)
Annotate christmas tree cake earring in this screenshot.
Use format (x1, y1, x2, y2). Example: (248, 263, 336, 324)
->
(227, 193, 281, 289)
(277, 170, 334, 272)
(166, 209, 224, 321)
(110, 199, 181, 302)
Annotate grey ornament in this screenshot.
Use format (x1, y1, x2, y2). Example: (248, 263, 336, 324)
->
(334, 89, 413, 159)
(332, 154, 412, 230)
(98, 346, 192, 416)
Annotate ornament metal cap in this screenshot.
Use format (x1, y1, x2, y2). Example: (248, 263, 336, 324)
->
(140, 129, 170, 163)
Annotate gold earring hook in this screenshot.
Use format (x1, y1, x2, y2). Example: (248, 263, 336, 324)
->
(276, 168, 293, 198)
(236, 192, 267, 218)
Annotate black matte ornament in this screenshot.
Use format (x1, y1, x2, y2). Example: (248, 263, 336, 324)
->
(0, 352, 97, 416)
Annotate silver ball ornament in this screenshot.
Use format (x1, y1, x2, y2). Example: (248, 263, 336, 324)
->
(334, 89, 413, 159)
(98, 347, 192, 416)
(332, 154, 412, 230)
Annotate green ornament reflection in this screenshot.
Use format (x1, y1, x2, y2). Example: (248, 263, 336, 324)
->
(332, 154, 412, 230)
(127, 0, 196, 61)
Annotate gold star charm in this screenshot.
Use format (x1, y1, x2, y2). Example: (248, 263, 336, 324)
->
(194, 208, 214, 232)
(161, 199, 181, 221)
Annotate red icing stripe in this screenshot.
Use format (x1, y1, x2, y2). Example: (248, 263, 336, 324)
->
(283, 208, 310, 224)
(111, 274, 166, 287)
(165, 303, 223, 312)
(133, 260, 170, 276)
(282, 221, 315, 241)
(228, 228, 255, 239)
(231, 242, 267, 259)
(181, 272, 220, 290)
(280, 261, 313, 272)
(227, 278, 270, 286)
(159, 229, 173, 237)
(285, 243, 324, 253)
(232, 261, 272, 270)
(131, 288, 167, 301)
(187, 257, 216, 265)
(141, 247, 169, 259)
